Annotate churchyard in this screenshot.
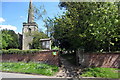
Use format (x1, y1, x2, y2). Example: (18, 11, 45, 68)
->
(0, 0, 120, 79)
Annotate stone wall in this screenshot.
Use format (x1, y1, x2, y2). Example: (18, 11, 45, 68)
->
(76, 50, 120, 68)
(1, 50, 59, 66)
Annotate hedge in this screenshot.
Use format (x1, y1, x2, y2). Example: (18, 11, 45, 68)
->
(0, 49, 43, 54)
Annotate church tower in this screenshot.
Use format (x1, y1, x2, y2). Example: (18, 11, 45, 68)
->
(22, 0, 38, 50)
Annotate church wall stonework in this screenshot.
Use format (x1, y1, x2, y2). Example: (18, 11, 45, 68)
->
(22, 23, 38, 50)
(22, 0, 38, 50)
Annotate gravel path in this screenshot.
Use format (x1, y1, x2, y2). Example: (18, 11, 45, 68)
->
(56, 57, 81, 78)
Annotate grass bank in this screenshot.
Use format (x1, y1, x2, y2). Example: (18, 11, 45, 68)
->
(0, 62, 58, 76)
(81, 67, 120, 79)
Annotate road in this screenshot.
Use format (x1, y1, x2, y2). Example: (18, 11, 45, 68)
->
(0, 72, 117, 80)
(1, 72, 56, 78)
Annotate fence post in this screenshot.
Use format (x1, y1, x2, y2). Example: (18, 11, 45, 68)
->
(76, 49, 81, 66)
(76, 49, 84, 67)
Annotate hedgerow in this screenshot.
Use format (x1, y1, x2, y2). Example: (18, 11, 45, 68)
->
(0, 49, 43, 54)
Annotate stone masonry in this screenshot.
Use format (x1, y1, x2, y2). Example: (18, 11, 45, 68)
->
(22, 0, 38, 50)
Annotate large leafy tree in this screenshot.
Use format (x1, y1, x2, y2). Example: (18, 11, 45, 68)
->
(52, 2, 119, 52)
(1, 29, 19, 49)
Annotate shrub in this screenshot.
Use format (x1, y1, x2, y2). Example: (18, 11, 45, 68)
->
(8, 49, 20, 54)
(0, 49, 43, 54)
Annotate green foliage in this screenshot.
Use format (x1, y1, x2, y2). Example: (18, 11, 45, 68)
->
(8, 49, 20, 54)
(34, 5, 46, 20)
(30, 31, 48, 49)
(51, 2, 120, 52)
(81, 67, 120, 79)
(0, 31, 2, 49)
(0, 49, 43, 54)
(1, 29, 19, 49)
(52, 46, 59, 50)
(43, 17, 54, 37)
(0, 62, 58, 76)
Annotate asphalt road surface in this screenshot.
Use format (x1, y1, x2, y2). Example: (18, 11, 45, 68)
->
(1, 72, 56, 78)
(0, 72, 118, 80)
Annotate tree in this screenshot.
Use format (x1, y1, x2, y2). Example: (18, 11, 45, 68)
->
(30, 31, 48, 49)
(51, 2, 119, 52)
(34, 4, 46, 20)
(43, 17, 55, 37)
(1, 29, 19, 49)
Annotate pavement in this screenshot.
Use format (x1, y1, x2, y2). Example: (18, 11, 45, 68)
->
(1, 72, 56, 78)
(1, 72, 119, 80)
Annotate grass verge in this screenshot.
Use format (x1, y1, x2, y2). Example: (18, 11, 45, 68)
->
(0, 62, 58, 76)
(81, 67, 120, 79)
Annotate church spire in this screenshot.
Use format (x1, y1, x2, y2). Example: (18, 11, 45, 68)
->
(28, 0, 34, 23)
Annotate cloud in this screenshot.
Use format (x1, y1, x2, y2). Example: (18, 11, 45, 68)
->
(20, 16, 24, 18)
(20, 16, 24, 19)
(0, 18, 5, 23)
(0, 25, 17, 31)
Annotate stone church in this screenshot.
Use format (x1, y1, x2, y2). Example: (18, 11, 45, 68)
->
(22, 0, 38, 50)
(18, 0, 51, 50)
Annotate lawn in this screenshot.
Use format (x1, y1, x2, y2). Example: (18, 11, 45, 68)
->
(0, 62, 59, 76)
(81, 67, 120, 79)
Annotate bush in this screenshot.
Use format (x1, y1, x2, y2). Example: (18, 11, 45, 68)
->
(2, 50, 9, 54)
(0, 49, 43, 54)
(8, 49, 20, 54)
